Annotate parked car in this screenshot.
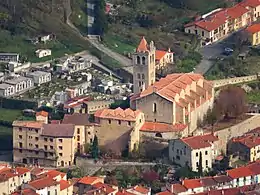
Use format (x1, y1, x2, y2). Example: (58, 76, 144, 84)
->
(223, 47, 234, 56)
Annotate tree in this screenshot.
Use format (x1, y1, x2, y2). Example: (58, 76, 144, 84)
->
(215, 86, 247, 118)
(93, 0, 108, 35)
(91, 135, 99, 159)
(198, 152, 203, 176)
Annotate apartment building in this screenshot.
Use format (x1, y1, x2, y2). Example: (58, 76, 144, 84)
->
(184, 3, 251, 45)
(0, 83, 15, 97)
(27, 71, 52, 85)
(0, 53, 19, 63)
(4, 76, 34, 94)
(131, 73, 214, 134)
(94, 107, 145, 154)
(62, 113, 95, 153)
(246, 23, 260, 46)
(169, 134, 219, 172)
(84, 100, 114, 114)
(0, 166, 31, 194)
(13, 119, 77, 167)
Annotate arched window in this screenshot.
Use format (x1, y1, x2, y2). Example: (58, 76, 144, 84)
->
(153, 103, 157, 113)
(142, 56, 146, 65)
(155, 133, 162, 138)
(137, 73, 141, 79)
(142, 74, 145, 79)
(137, 56, 141, 64)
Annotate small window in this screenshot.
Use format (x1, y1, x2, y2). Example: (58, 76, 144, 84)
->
(19, 142, 23, 148)
(35, 144, 39, 148)
(19, 149, 22, 153)
(35, 151, 39, 155)
(153, 103, 157, 113)
(19, 127, 22, 131)
(77, 136, 80, 141)
(137, 73, 141, 79)
(44, 145, 47, 150)
(59, 139, 63, 143)
(202, 31, 204, 37)
(128, 121, 131, 126)
(59, 153, 63, 156)
(88, 132, 91, 135)
(35, 137, 39, 141)
(108, 119, 111, 124)
(137, 56, 141, 64)
(77, 128, 80, 134)
(142, 56, 146, 65)
(196, 152, 198, 157)
(35, 129, 38, 133)
(19, 135, 22, 139)
(142, 74, 145, 79)
(59, 146, 63, 150)
(206, 160, 208, 166)
(50, 138, 53, 142)
(118, 120, 121, 125)
(205, 151, 208, 155)
(50, 146, 53, 149)
(44, 138, 47, 142)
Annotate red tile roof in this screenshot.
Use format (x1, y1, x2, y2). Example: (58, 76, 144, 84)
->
(12, 188, 39, 195)
(45, 170, 66, 179)
(246, 23, 260, 33)
(239, 0, 260, 8)
(62, 113, 90, 125)
(155, 50, 168, 61)
(136, 37, 149, 52)
(60, 180, 71, 191)
(93, 182, 117, 194)
(181, 133, 218, 149)
(140, 122, 187, 133)
(15, 167, 30, 175)
(232, 134, 260, 148)
(36, 111, 48, 117)
(29, 177, 59, 189)
(12, 121, 44, 129)
(78, 176, 102, 185)
(227, 166, 255, 179)
(183, 179, 203, 189)
(132, 73, 208, 103)
(42, 124, 75, 137)
(171, 183, 187, 193)
(132, 185, 150, 194)
(185, 5, 249, 32)
(95, 107, 142, 122)
(155, 191, 173, 195)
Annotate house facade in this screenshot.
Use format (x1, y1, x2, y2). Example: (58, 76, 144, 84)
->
(94, 107, 145, 154)
(169, 134, 219, 172)
(4, 76, 34, 94)
(155, 49, 174, 70)
(131, 73, 214, 134)
(0, 83, 15, 97)
(27, 71, 52, 85)
(184, 2, 252, 45)
(35, 49, 52, 58)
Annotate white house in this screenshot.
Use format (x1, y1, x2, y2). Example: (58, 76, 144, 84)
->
(0, 53, 19, 63)
(4, 76, 34, 93)
(169, 133, 219, 172)
(27, 71, 51, 85)
(8, 62, 31, 73)
(35, 49, 52, 58)
(0, 83, 15, 97)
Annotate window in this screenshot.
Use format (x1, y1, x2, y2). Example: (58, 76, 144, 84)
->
(35, 129, 38, 133)
(44, 152, 48, 157)
(19, 149, 22, 153)
(49, 152, 53, 156)
(137, 73, 141, 79)
(139, 81, 142, 87)
(137, 56, 141, 64)
(88, 132, 91, 135)
(188, 29, 191, 33)
(50, 146, 53, 150)
(19, 127, 22, 131)
(206, 160, 208, 166)
(59, 139, 63, 143)
(77, 128, 80, 134)
(35, 151, 39, 155)
(44, 138, 47, 142)
(44, 145, 48, 150)
(128, 121, 131, 126)
(153, 103, 157, 113)
(19, 142, 23, 148)
(196, 152, 198, 157)
(19, 135, 22, 139)
(195, 30, 198, 34)
(118, 120, 121, 125)
(59, 146, 63, 150)
(142, 74, 145, 79)
(48, 191, 50, 195)
(50, 138, 53, 142)
(205, 151, 208, 155)
(108, 119, 111, 124)
(35, 137, 39, 141)
(196, 162, 199, 167)
(59, 153, 63, 156)
(35, 144, 39, 148)
(202, 31, 204, 37)
(142, 56, 146, 65)
(77, 136, 80, 141)
(177, 149, 179, 154)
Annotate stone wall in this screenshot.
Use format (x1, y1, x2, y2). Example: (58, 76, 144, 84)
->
(213, 75, 258, 88)
(213, 115, 260, 154)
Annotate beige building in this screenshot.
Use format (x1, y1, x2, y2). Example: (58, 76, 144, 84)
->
(184, 3, 251, 45)
(62, 113, 95, 153)
(13, 120, 76, 167)
(36, 111, 48, 124)
(84, 100, 114, 114)
(94, 107, 144, 154)
(169, 133, 219, 172)
(132, 37, 156, 94)
(155, 49, 174, 70)
(131, 73, 214, 135)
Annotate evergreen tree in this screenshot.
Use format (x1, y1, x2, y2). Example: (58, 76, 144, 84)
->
(93, 0, 108, 35)
(91, 135, 99, 159)
(198, 152, 203, 176)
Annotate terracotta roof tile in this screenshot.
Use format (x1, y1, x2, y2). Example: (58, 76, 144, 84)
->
(227, 166, 255, 179)
(42, 124, 75, 137)
(60, 179, 71, 191)
(93, 182, 117, 194)
(136, 37, 149, 52)
(171, 183, 187, 193)
(183, 179, 203, 189)
(36, 111, 48, 117)
(155, 50, 168, 61)
(240, 0, 260, 7)
(181, 133, 218, 149)
(29, 177, 59, 189)
(246, 23, 260, 34)
(155, 191, 173, 195)
(12, 121, 44, 129)
(213, 175, 232, 183)
(140, 122, 187, 133)
(132, 185, 150, 194)
(78, 176, 102, 185)
(232, 134, 260, 148)
(94, 107, 142, 121)
(12, 188, 39, 195)
(45, 170, 66, 179)
(15, 167, 30, 175)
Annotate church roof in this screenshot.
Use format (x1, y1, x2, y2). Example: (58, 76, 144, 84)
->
(136, 37, 149, 52)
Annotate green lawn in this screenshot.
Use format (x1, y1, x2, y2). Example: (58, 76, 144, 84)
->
(247, 91, 260, 104)
(0, 108, 23, 122)
(0, 125, 12, 151)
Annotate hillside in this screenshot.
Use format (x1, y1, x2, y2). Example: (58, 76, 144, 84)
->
(0, 0, 89, 62)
